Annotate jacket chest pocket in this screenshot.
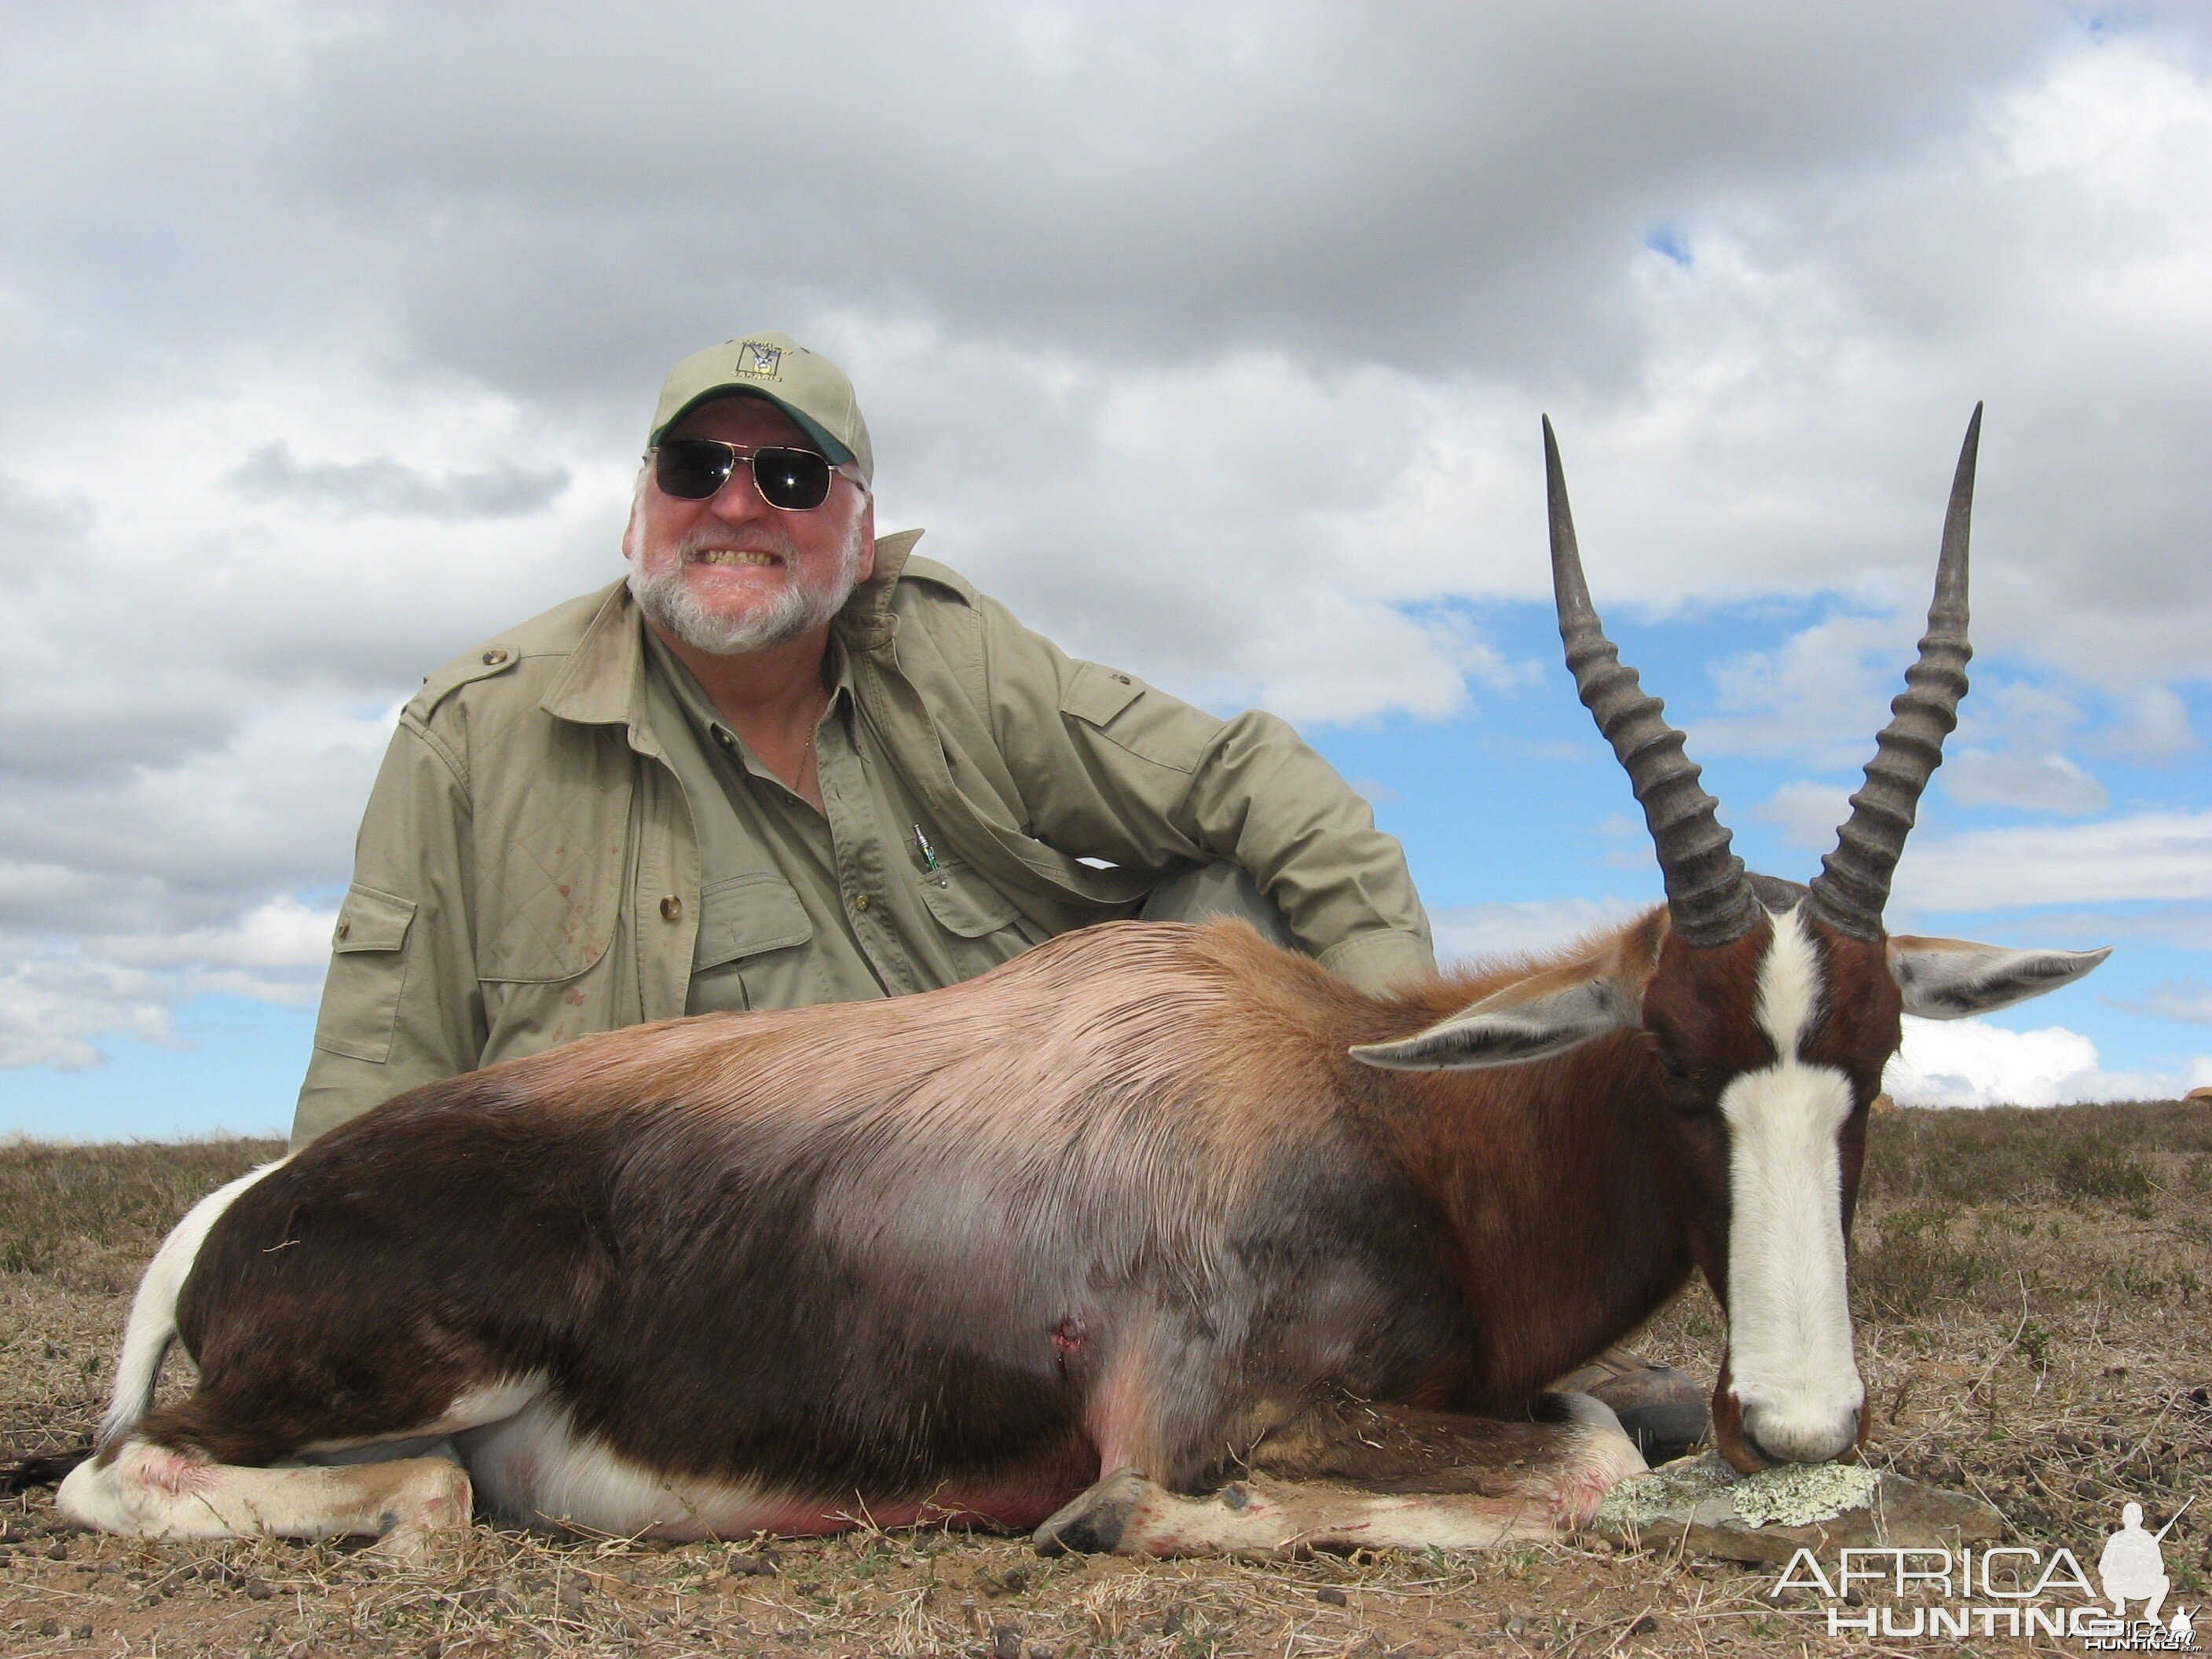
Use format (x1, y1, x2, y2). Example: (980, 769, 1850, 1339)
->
(690, 873, 815, 1011)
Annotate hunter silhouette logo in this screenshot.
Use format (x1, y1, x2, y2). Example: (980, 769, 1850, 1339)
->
(731, 340, 783, 379)
(1769, 1494, 2197, 1649)
(2101, 1500, 2194, 1636)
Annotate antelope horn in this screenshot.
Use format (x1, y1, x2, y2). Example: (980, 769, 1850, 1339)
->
(1546, 417, 1760, 947)
(1808, 405, 1979, 939)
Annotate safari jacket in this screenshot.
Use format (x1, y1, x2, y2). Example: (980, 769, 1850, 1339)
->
(291, 531, 1435, 1145)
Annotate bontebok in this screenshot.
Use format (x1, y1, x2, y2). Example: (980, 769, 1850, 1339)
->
(57, 409, 2105, 1557)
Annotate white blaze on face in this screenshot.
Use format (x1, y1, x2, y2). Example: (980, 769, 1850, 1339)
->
(1717, 906, 1866, 1464)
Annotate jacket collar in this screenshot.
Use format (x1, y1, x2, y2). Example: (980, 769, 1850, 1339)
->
(541, 526, 928, 734)
(836, 527, 926, 653)
(540, 580, 643, 733)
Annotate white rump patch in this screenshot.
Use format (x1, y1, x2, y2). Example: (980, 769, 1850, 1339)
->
(1719, 907, 1864, 1464)
(102, 1159, 287, 1447)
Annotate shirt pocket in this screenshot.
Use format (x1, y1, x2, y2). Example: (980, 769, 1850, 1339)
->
(691, 873, 815, 1010)
(311, 884, 418, 1064)
(1060, 659, 1210, 772)
(916, 861, 1028, 939)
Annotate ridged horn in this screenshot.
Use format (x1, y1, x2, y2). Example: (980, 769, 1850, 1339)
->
(1808, 405, 1980, 939)
(1546, 417, 1760, 947)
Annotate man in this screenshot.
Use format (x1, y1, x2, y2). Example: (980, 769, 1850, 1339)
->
(291, 332, 1435, 1144)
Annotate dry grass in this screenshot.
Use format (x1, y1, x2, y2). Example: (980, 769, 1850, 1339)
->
(2, 1102, 2208, 1657)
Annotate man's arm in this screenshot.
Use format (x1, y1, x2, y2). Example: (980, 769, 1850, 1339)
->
(290, 717, 486, 1147)
(974, 594, 1436, 992)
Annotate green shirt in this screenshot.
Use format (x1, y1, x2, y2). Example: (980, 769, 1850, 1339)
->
(291, 533, 1435, 1146)
(642, 627, 1047, 1011)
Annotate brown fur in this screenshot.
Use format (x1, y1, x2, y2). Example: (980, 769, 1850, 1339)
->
(114, 889, 1901, 1533)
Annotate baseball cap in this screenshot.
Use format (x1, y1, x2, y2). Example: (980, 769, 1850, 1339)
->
(647, 331, 874, 487)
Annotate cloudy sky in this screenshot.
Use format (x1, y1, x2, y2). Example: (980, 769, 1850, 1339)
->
(2, 2, 2207, 1137)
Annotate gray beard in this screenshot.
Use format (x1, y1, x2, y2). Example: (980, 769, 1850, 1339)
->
(628, 518, 866, 656)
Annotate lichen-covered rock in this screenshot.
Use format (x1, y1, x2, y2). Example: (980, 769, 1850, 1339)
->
(1593, 1453, 2002, 1566)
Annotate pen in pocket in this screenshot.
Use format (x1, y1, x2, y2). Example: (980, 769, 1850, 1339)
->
(911, 823, 942, 873)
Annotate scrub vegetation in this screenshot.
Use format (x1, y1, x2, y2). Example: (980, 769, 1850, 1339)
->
(2, 1100, 2207, 1657)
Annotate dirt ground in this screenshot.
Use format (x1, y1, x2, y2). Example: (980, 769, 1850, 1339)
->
(2, 1099, 2207, 1658)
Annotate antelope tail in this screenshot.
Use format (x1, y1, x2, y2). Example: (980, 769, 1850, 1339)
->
(99, 1160, 287, 1448)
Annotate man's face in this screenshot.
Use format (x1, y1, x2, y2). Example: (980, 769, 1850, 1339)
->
(625, 394, 874, 657)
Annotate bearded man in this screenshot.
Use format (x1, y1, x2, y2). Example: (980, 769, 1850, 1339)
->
(291, 332, 1436, 1146)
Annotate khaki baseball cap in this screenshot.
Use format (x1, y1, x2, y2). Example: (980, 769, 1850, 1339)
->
(648, 331, 874, 487)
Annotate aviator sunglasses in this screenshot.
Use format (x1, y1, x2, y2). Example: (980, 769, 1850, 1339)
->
(652, 438, 844, 511)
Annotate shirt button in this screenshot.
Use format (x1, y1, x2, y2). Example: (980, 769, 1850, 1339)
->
(482, 647, 510, 666)
(851, 893, 871, 911)
(660, 895, 683, 921)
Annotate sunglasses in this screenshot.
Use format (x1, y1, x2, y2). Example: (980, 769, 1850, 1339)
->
(652, 439, 844, 511)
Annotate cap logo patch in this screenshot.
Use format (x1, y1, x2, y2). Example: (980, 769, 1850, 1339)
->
(731, 342, 784, 379)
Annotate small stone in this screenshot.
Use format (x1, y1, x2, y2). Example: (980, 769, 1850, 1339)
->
(1027, 1646, 1053, 1659)
(1161, 1605, 1186, 1634)
(245, 1575, 274, 1600)
(46, 1540, 69, 1560)
(1317, 1588, 1349, 1606)
(1629, 1614, 1660, 1635)
(38, 1621, 62, 1638)
(422, 1643, 443, 1659)
(1595, 1450, 2000, 1566)
(991, 1624, 1024, 1659)
(73, 1628, 94, 1641)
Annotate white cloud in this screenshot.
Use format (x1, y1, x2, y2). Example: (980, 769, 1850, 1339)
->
(1755, 781, 1853, 852)
(1892, 809, 2212, 913)
(1430, 897, 1649, 965)
(0, 958, 172, 1071)
(1883, 1015, 2208, 1108)
(2097, 684, 2196, 761)
(1939, 748, 2108, 814)
(1693, 615, 1913, 767)
(0, 5, 2208, 1084)
(2133, 977, 2212, 1024)
(2007, 904, 2212, 951)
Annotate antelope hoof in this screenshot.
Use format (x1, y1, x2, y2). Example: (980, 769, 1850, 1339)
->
(1033, 1467, 1152, 1556)
(364, 1462, 474, 1560)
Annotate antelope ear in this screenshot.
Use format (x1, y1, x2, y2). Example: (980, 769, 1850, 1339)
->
(1350, 976, 1639, 1071)
(1885, 936, 2111, 1019)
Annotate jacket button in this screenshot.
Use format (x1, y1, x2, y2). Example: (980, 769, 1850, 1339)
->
(660, 895, 683, 921)
(851, 893, 871, 911)
(482, 647, 510, 666)
(335, 919, 350, 940)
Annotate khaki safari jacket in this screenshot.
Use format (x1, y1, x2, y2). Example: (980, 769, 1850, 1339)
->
(292, 531, 1435, 1145)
